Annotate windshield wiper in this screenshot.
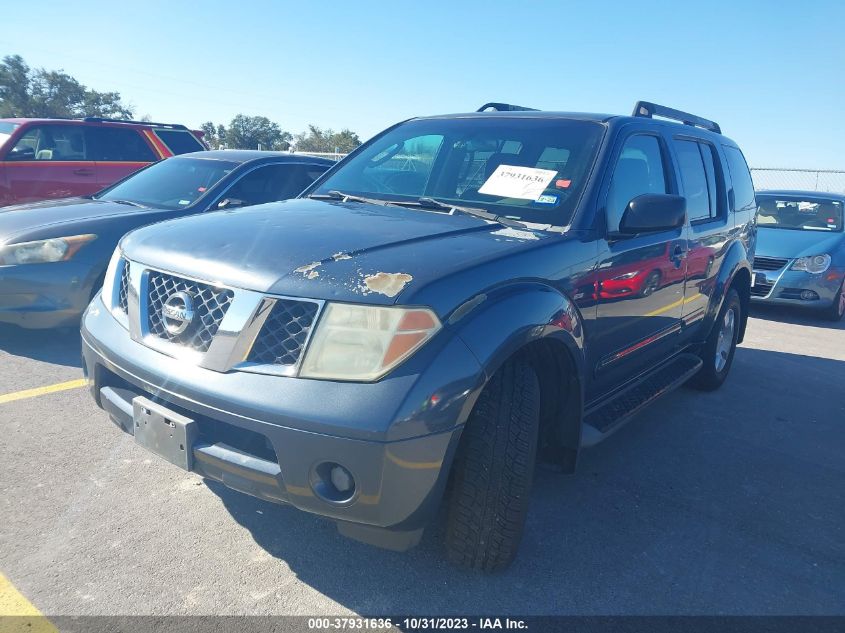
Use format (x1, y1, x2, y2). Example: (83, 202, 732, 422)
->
(411, 197, 528, 228)
(108, 199, 147, 209)
(309, 191, 392, 206)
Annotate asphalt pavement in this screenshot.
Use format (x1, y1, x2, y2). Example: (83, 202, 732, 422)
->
(0, 305, 843, 616)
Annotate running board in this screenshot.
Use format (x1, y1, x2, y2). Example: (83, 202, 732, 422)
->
(581, 353, 703, 447)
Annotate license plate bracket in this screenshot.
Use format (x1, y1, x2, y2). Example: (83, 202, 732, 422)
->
(133, 397, 197, 471)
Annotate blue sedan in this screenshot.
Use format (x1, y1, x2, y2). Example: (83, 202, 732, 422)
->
(751, 190, 845, 321)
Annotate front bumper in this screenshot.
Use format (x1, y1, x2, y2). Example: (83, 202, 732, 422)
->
(750, 266, 843, 309)
(81, 296, 483, 549)
(0, 261, 97, 328)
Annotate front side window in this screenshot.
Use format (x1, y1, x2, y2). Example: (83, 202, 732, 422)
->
(757, 196, 843, 232)
(0, 122, 18, 148)
(312, 118, 605, 227)
(5, 125, 87, 161)
(96, 157, 237, 210)
(606, 135, 668, 232)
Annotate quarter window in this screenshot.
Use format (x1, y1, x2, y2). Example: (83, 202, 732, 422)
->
(723, 146, 756, 212)
(606, 135, 668, 232)
(154, 129, 205, 155)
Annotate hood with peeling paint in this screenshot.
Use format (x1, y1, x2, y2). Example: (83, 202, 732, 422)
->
(120, 198, 564, 312)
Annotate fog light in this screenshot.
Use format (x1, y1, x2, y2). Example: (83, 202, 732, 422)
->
(800, 290, 819, 301)
(310, 461, 356, 504)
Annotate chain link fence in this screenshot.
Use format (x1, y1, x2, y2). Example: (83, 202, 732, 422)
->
(290, 151, 348, 162)
(751, 168, 845, 194)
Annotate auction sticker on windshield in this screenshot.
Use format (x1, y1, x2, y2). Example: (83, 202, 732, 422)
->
(478, 165, 557, 200)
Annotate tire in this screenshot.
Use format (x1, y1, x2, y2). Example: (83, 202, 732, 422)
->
(688, 288, 741, 391)
(445, 358, 541, 572)
(641, 271, 661, 297)
(824, 278, 845, 322)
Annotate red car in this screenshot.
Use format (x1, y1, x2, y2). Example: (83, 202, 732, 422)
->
(0, 117, 206, 206)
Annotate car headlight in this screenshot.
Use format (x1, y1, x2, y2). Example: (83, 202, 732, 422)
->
(612, 270, 640, 280)
(100, 248, 123, 310)
(299, 303, 442, 381)
(0, 234, 96, 265)
(791, 254, 831, 274)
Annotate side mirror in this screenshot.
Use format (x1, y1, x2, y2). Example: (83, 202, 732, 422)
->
(619, 194, 686, 234)
(217, 198, 246, 210)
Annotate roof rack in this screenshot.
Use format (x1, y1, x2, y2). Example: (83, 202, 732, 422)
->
(81, 117, 188, 130)
(477, 102, 538, 113)
(632, 101, 721, 134)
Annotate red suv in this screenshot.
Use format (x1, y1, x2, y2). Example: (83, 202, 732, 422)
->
(0, 117, 206, 206)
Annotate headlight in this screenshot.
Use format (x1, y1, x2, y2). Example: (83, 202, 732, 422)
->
(100, 248, 122, 310)
(791, 254, 831, 274)
(0, 234, 96, 265)
(612, 270, 640, 280)
(299, 303, 442, 381)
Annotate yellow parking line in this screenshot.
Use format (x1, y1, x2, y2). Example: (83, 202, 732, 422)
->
(645, 293, 704, 317)
(0, 572, 57, 632)
(0, 379, 87, 405)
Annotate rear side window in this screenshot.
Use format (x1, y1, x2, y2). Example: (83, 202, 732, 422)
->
(89, 127, 157, 162)
(222, 163, 329, 207)
(154, 129, 205, 155)
(675, 139, 723, 222)
(606, 134, 668, 232)
(723, 146, 756, 211)
(6, 125, 88, 161)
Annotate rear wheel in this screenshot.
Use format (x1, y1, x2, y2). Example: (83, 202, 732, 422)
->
(824, 278, 845, 322)
(688, 288, 741, 391)
(445, 358, 540, 572)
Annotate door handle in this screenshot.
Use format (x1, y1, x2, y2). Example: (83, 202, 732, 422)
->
(73, 168, 94, 176)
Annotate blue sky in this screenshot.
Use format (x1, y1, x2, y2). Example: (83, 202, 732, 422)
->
(2, 0, 843, 168)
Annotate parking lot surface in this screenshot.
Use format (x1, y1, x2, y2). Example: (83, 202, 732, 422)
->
(0, 306, 843, 616)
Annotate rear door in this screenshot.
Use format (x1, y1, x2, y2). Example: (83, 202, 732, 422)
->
(588, 130, 688, 402)
(2, 123, 98, 204)
(672, 137, 732, 331)
(87, 126, 159, 190)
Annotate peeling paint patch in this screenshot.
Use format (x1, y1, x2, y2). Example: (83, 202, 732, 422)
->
(295, 261, 321, 279)
(332, 252, 352, 261)
(362, 272, 413, 297)
(492, 227, 539, 241)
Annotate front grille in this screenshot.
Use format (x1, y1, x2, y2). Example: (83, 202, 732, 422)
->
(247, 299, 319, 366)
(118, 260, 130, 313)
(750, 282, 774, 297)
(147, 271, 234, 352)
(753, 256, 789, 271)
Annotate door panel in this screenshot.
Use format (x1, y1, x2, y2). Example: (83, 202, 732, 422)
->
(2, 124, 98, 204)
(586, 131, 687, 403)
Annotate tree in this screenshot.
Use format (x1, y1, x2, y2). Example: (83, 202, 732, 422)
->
(200, 121, 224, 149)
(294, 125, 361, 154)
(0, 55, 133, 119)
(224, 114, 291, 150)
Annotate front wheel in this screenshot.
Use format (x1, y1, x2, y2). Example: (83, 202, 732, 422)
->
(824, 278, 845, 322)
(445, 358, 540, 572)
(688, 288, 741, 391)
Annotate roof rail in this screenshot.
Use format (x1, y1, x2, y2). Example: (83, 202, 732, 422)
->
(477, 102, 539, 113)
(81, 117, 188, 130)
(632, 101, 721, 134)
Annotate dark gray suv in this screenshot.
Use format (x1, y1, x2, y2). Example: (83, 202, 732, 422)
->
(81, 102, 756, 570)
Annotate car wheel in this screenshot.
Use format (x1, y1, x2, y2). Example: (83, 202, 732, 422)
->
(445, 357, 540, 572)
(824, 278, 845, 322)
(641, 271, 661, 297)
(688, 288, 741, 391)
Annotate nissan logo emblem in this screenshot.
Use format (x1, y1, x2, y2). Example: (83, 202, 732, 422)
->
(161, 291, 195, 335)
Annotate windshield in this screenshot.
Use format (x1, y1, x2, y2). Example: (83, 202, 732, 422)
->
(0, 121, 19, 148)
(757, 196, 843, 232)
(311, 117, 604, 227)
(95, 156, 237, 210)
